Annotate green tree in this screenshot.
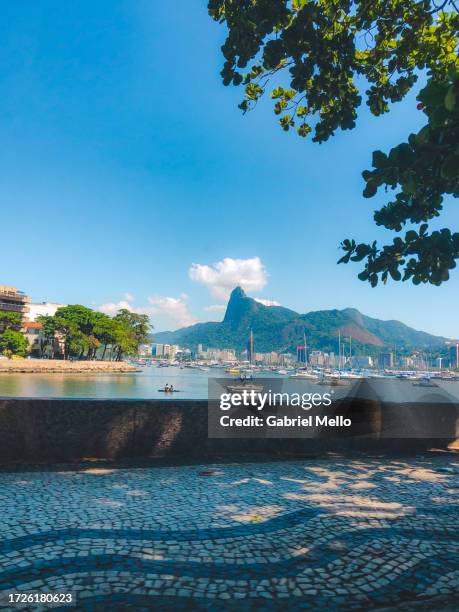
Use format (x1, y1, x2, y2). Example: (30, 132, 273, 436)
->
(91, 312, 118, 360)
(0, 311, 22, 331)
(209, 0, 459, 285)
(36, 315, 59, 358)
(37, 306, 151, 361)
(0, 330, 29, 357)
(52, 305, 99, 359)
(112, 309, 151, 361)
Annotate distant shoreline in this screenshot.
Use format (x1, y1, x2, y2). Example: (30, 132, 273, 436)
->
(0, 359, 140, 374)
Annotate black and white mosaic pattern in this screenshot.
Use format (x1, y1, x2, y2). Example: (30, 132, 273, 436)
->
(0, 456, 458, 610)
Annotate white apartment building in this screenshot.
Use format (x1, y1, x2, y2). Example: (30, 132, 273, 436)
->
(27, 302, 66, 322)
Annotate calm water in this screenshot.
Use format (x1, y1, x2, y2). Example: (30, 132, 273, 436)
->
(1, 366, 459, 402)
(0, 366, 274, 399)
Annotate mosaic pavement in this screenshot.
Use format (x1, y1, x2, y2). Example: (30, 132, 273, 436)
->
(0, 455, 458, 611)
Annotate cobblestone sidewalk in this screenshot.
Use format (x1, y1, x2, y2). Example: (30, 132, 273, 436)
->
(0, 454, 458, 610)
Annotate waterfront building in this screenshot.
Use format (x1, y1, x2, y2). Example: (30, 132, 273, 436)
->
(173, 347, 191, 361)
(167, 345, 178, 358)
(0, 285, 30, 320)
(23, 321, 43, 355)
(265, 351, 279, 365)
(378, 352, 394, 369)
(247, 351, 280, 366)
(138, 344, 152, 356)
(220, 348, 236, 361)
(151, 343, 180, 359)
(152, 343, 165, 357)
(351, 355, 374, 368)
(197, 347, 236, 362)
(296, 345, 306, 363)
(400, 356, 415, 368)
(449, 343, 459, 368)
(309, 350, 325, 367)
(279, 353, 294, 366)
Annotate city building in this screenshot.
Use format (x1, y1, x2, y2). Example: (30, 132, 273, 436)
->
(279, 353, 294, 366)
(309, 350, 325, 367)
(23, 321, 43, 355)
(350, 355, 374, 368)
(400, 356, 415, 368)
(196, 346, 237, 362)
(0, 285, 30, 319)
(378, 352, 394, 369)
(449, 343, 459, 369)
(296, 345, 306, 363)
(152, 343, 165, 357)
(265, 351, 280, 365)
(138, 344, 152, 356)
(27, 302, 65, 322)
(151, 343, 180, 359)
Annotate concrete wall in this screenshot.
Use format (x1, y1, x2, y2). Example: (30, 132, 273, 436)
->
(0, 397, 458, 464)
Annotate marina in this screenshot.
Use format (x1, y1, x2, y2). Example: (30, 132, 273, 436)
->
(1, 359, 459, 402)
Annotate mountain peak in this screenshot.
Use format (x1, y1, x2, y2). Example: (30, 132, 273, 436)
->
(224, 286, 254, 323)
(154, 288, 447, 353)
(230, 286, 246, 299)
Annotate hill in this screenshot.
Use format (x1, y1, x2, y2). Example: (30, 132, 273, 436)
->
(153, 287, 448, 356)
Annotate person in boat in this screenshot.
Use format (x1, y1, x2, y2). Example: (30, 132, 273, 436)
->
(164, 383, 171, 392)
(170, 384, 174, 392)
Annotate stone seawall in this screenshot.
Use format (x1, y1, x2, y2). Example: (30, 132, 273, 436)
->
(0, 397, 457, 464)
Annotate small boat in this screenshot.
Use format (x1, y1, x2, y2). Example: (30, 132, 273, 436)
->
(158, 389, 182, 393)
(225, 383, 264, 394)
(316, 376, 352, 386)
(225, 368, 240, 374)
(289, 371, 318, 380)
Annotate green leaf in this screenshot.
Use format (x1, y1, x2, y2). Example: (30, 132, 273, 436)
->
(363, 181, 378, 198)
(445, 87, 456, 112)
(415, 125, 430, 145)
(372, 150, 388, 169)
(441, 156, 459, 179)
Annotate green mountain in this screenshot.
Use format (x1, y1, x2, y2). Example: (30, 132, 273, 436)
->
(153, 287, 449, 356)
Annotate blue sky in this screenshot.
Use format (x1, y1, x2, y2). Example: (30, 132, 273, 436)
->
(1, 0, 458, 337)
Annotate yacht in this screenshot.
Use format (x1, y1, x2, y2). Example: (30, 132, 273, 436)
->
(289, 370, 319, 380)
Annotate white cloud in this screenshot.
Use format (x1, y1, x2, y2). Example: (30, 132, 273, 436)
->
(123, 292, 134, 302)
(204, 304, 227, 312)
(98, 293, 198, 329)
(147, 295, 198, 328)
(254, 298, 281, 307)
(98, 299, 151, 316)
(189, 257, 267, 300)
